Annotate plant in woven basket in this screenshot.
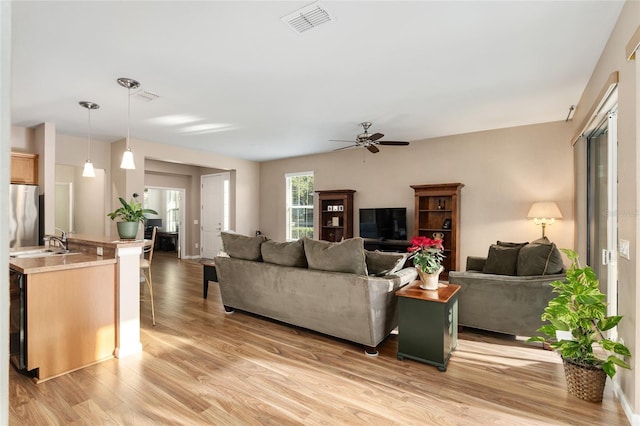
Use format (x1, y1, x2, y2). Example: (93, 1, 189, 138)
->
(529, 249, 631, 381)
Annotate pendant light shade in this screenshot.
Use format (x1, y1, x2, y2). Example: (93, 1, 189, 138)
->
(79, 101, 99, 178)
(120, 148, 136, 169)
(117, 77, 140, 170)
(83, 161, 96, 178)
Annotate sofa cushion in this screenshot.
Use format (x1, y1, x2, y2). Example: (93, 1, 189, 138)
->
(303, 237, 367, 275)
(482, 244, 521, 275)
(261, 239, 308, 268)
(497, 241, 528, 248)
(221, 232, 266, 261)
(517, 237, 564, 276)
(365, 250, 408, 276)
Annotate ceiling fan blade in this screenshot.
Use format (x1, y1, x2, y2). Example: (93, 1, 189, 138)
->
(378, 141, 410, 146)
(367, 145, 380, 154)
(334, 145, 358, 151)
(368, 132, 384, 142)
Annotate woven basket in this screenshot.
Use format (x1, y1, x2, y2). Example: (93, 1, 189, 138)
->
(562, 358, 607, 402)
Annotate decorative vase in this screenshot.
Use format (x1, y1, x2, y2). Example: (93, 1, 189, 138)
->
(117, 221, 139, 240)
(416, 266, 443, 290)
(562, 358, 606, 402)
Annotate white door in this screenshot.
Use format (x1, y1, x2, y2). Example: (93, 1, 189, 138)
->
(201, 172, 229, 258)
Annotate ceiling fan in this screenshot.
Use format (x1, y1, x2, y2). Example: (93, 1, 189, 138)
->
(330, 122, 410, 153)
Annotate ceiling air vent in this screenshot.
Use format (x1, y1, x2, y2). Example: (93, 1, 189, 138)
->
(135, 90, 159, 102)
(282, 2, 332, 34)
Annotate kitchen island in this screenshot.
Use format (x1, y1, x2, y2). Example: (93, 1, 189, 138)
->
(10, 235, 147, 383)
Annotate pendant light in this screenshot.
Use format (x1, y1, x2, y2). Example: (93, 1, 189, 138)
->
(117, 77, 140, 170)
(79, 101, 99, 178)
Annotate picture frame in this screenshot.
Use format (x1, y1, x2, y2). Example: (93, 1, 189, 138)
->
(327, 205, 334, 211)
(442, 218, 452, 230)
(337, 205, 344, 211)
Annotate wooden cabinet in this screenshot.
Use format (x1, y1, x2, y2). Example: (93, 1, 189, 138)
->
(25, 264, 116, 383)
(396, 282, 460, 371)
(11, 152, 38, 184)
(316, 190, 355, 242)
(411, 183, 464, 280)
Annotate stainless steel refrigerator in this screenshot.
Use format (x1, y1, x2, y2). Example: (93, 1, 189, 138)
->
(9, 184, 40, 248)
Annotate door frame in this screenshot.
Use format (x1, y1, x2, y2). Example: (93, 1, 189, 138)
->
(144, 186, 186, 259)
(200, 172, 230, 259)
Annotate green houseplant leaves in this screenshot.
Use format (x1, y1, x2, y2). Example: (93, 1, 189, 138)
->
(107, 197, 158, 223)
(528, 248, 631, 379)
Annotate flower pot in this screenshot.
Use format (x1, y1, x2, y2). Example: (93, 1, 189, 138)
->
(416, 266, 443, 290)
(117, 221, 139, 240)
(562, 358, 606, 402)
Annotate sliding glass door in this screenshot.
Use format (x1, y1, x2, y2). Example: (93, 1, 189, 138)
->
(586, 105, 618, 317)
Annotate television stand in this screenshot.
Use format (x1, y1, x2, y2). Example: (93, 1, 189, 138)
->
(363, 239, 411, 253)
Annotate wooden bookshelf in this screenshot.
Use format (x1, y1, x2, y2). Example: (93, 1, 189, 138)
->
(316, 190, 355, 242)
(410, 183, 464, 280)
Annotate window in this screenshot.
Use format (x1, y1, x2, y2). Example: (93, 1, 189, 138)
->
(286, 172, 314, 240)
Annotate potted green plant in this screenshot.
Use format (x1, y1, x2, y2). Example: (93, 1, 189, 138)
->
(528, 249, 632, 402)
(107, 197, 158, 239)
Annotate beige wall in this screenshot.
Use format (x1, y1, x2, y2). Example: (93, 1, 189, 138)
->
(110, 137, 260, 257)
(13, 128, 261, 258)
(144, 159, 224, 257)
(571, 0, 639, 417)
(56, 133, 111, 235)
(260, 120, 574, 264)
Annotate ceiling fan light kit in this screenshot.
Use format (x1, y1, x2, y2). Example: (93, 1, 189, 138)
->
(330, 122, 410, 154)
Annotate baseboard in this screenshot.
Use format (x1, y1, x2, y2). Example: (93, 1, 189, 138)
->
(181, 255, 201, 260)
(613, 378, 639, 425)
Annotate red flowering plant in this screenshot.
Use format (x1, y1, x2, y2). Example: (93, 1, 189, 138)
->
(407, 236, 445, 274)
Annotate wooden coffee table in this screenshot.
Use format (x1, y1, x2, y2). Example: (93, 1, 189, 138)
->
(395, 281, 460, 371)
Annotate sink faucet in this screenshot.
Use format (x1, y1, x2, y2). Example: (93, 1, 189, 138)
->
(43, 228, 68, 251)
(55, 227, 67, 241)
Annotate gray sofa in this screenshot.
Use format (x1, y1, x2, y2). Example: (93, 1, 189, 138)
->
(214, 233, 417, 355)
(448, 238, 566, 337)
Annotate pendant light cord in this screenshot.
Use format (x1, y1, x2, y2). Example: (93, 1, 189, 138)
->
(127, 86, 131, 150)
(87, 106, 92, 160)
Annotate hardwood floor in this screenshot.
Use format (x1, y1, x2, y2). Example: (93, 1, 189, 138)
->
(10, 252, 629, 425)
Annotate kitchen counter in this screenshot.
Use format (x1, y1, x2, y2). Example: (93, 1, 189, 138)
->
(9, 248, 116, 274)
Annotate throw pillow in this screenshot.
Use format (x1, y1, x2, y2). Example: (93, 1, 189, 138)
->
(261, 239, 308, 268)
(220, 232, 266, 261)
(365, 250, 408, 276)
(497, 241, 528, 248)
(517, 237, 564, 276)
(303, 237, 368, 275)
(482, 244, 521, 275)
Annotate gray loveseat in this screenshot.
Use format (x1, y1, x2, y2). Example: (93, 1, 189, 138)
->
(448, 238, 566, 337)
(214, 233, 417, 355)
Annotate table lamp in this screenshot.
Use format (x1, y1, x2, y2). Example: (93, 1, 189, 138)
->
(527, 201, 562, 238)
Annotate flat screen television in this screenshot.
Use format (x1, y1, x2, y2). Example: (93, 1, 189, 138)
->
(359, 208, 407, 240)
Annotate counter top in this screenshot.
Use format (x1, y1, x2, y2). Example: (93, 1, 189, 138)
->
(9, 248, 117, 274)
(67, 234, 148, 248)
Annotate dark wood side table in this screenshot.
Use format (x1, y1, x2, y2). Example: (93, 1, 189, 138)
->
(201, 259, 217, 299)
(395, 281, 460, 371)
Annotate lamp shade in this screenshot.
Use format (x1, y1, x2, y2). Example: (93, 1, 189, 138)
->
(82, 160, 96, 177)
(527, 202, 563, 219)
(120, 148, 136, 169)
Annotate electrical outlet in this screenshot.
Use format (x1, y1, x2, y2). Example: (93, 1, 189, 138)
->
(96, 247, 103, 256)
(195, 242, 199, 249)
(194, 219, 199, 225)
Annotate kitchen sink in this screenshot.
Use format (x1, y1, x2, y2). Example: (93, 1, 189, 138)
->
(9, 248, 80, 259)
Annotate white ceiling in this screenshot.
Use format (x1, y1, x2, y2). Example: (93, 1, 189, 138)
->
(11, 1, 624, 162)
